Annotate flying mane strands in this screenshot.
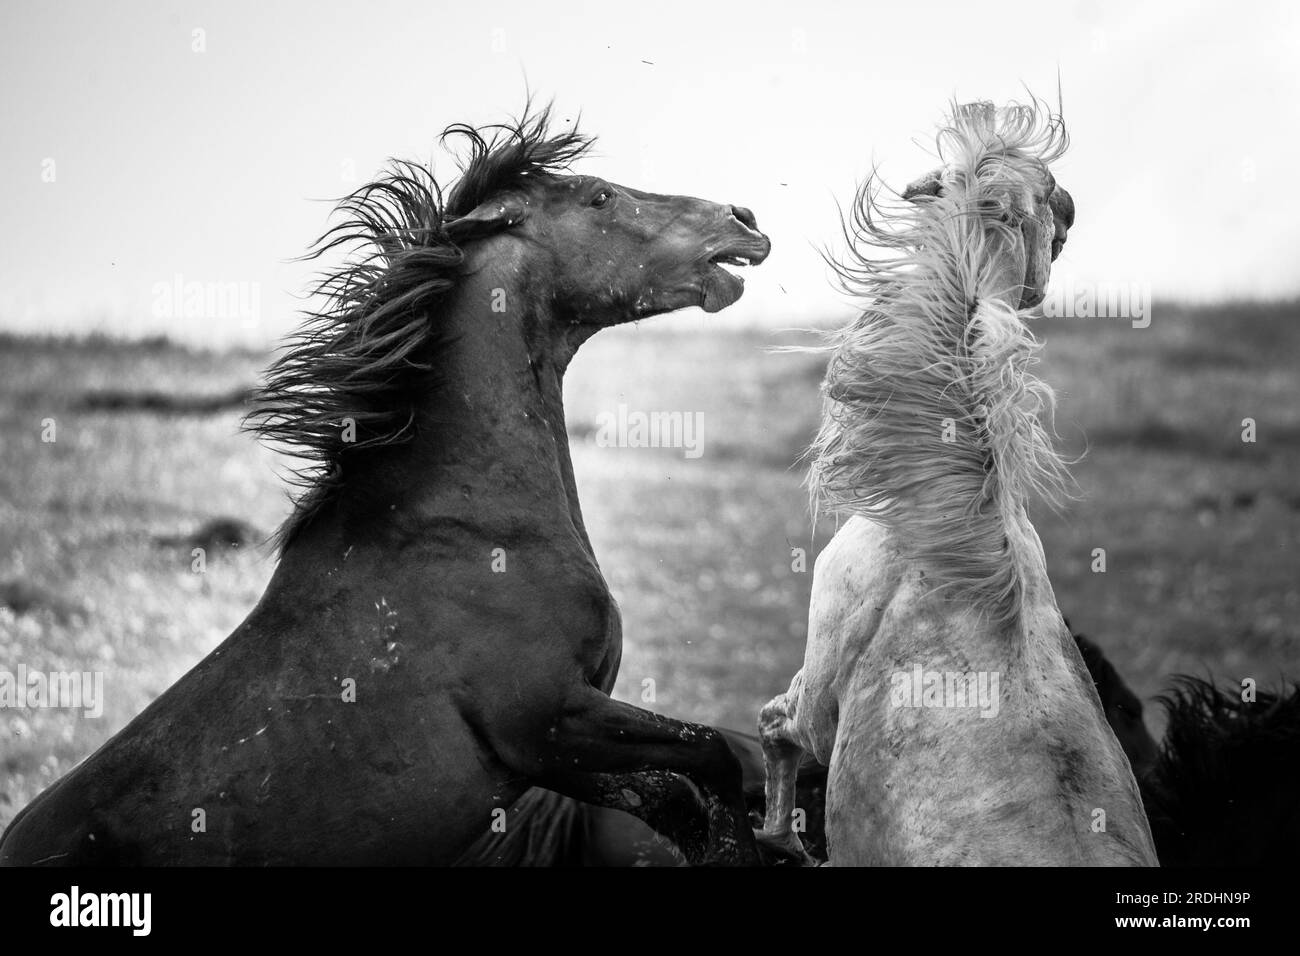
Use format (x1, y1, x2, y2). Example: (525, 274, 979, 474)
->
(809, 101, 1072, 627)
(244, 105, 593, 548)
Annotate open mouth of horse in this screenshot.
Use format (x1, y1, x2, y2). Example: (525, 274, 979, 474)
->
(702, 247, 766, 313)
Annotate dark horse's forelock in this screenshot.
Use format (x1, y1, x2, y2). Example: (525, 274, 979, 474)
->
(245, 104, 594, 549)
(442, 107, 592, 218)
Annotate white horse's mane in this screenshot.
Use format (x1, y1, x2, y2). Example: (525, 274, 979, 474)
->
(810, 100, 1072, 627)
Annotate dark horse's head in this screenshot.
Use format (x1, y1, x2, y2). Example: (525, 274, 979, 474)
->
(443, 134, 770, 322)
(247, 105, 770, 547)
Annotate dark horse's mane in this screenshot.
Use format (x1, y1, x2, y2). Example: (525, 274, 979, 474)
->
(244, 105, 593, 549)
(1142, 676, 1300, 865)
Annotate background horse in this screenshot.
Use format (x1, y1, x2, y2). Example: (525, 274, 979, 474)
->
(756, 102, 1157, 865)
(0, 106, 770, 866)
(1048, 632, 1300, 867)
(1142, 675, 1300, 865)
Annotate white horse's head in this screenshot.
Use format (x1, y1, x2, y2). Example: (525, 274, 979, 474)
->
(902, 103, 1073, 309)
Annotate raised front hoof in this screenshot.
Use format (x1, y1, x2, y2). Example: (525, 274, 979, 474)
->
(754, 828, 818, 867)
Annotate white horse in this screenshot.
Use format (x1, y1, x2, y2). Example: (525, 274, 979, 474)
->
(759, 103, 1158, 866)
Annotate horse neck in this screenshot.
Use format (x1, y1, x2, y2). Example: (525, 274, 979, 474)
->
(404, 260, 593, 546)
(282, 250, 597, 566)
(1004, 505, 1053, 615)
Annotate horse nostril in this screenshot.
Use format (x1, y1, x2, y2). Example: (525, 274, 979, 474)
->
(730, 205, 759, 231)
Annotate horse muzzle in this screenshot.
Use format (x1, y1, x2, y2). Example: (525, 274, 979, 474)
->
(1049, 186, 1074, 261)
(701, 214, 771, 313)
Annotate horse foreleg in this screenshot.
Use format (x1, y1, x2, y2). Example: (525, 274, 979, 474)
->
(538, 769, 702, 864)
(757, 686, 818, 866)
(531, 689, 759, 866)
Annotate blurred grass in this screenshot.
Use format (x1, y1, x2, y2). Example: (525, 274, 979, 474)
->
(2, 301, 1299, 833)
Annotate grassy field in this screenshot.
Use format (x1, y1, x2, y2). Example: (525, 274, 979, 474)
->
(2, 302, 1298, 833)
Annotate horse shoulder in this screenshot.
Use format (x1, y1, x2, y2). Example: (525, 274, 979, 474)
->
(789, 516, 904, 762)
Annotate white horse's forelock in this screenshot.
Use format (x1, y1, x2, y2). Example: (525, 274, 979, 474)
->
(809, 100, 1072, 628)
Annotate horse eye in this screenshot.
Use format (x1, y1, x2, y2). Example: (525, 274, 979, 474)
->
(591, 190, 612, 208)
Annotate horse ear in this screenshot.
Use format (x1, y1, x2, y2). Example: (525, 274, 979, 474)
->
(902, 169, 945, 202)
(444, 195, 529, 242)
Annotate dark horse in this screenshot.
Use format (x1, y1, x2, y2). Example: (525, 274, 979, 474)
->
(0, 107, 771, 865)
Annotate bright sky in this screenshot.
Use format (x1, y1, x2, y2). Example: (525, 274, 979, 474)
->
(2, 0, 1297, 345)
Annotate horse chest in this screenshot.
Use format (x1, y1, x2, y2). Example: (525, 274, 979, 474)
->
(571, 586, 623, 689)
